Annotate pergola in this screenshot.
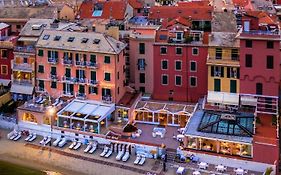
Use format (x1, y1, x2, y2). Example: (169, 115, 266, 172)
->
(57, 99, 115, 134)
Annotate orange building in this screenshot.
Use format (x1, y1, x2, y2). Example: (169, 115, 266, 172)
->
(35, 30, 127, 104)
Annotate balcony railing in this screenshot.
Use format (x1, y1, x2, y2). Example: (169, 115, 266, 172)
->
(62, 76, 76, 83)
(76, 92, 86, 99)
(87, 62, 98, 68)
(77, 78, 86, 84)
(88, 79, 99, 86)
(14, 46, 35, 54)
(75, 61, 87, 67)
(63, 91, 74, 96)
(12, 63, 33, 72)
(48, 58, 58, 64)
(63, 59, 73, 66)
(50, 74, 58, 80)
(36, 87, 45, 92)
(102, 96, 112, 104)
(242, 30, 279, 36)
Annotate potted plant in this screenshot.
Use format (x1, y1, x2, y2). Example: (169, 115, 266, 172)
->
(264, 167, 273, 175)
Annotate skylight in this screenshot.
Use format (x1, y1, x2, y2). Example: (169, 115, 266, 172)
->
(67, 37, 75, 42)
(92, 10, 103, 17)
(81, 38, 88, 43)
(43, 35, 50, 40)
(54, 36, 61, 41)
(93, 39, 100, 44)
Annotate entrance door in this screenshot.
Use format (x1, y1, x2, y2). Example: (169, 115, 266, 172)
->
(214, 79, 221, 92)
(159, 113, 167, 126)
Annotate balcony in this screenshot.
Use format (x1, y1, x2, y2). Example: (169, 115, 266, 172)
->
(13, 79, 33, 85)
(50, 74, 58, 80)
(14, 46, 35, 54)
(242, 30, 279, 36)
(63, 59, 73, 66)
(63, 91, 74, 97)
(48, 58, 58, 64)
(88, 79, 99, 86)
(76, 92, 86, 99)
(87, 62, 99, 69)
(62, 76, 76, 83)
(36, 87, 45, 93)
(77, 78, 86, 84)
(12, 63, 33, 72)
(102, 96, 113, 104)
(75, 61, 87, 67)
(0, 36, 15, 48)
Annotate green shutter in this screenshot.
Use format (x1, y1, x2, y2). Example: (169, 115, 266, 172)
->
(214, 79, 221, 92)
(38, 49, 44, 56)
(230, 80, 237, 93)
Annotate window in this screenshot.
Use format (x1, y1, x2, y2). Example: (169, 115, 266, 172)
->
(104, 56, 110, 64)
(48, 50, 58, 59)
(245, 40, 252, 48)
(139, 87, 145, 93)
(227, 67, 239, 78)
(175, 75, 182, 86)
(38, 49, 44, 57)
(104, 72, 111, 81)
(190, 61, 197, 72)
(38, 80, 44, 91)
(51, 81, 57, 89)
(38, 65, 44, 73)
(67, 37, 75, 42)
(215, 48, 222, 59)
(211, 66, 224, 77)
(192, 47, 199, 55)
(267, 41, 274, 49)
(90, 54, 96, 63)
(176, 32, 183, 40)
(138, 59, 146, 70)
(1, 65, 7, 75)
(89, 86, 98, 94)
(90, 71, 96, 81)
(176, 47, 182, 55)
(175, 61, 182, 71)
(117, 72, 119, 80)
(266, 56, 274, 69)
(76, 69, 85, 79)
(139, 73, 145, 83)
(230, 80, 237, 93)
(161, 60, 168, 70)
(190, 76, 197, 87)
(161, 75, 168, 85)
(117, 87, 120, 94)
(65, 68, 71, 77)
(214, 79, 221, 92)
(23, 57, 28, 63)
(160, 47, 167, 54)
(245, 54, 252, 67)
(54, 36, 61, 41)
(231, 49, 239, 60)
(256, 83, 263, 95)
(43, 35, 50, 40)
(139, 43, 145, 54)
(51, 67, 56, 75)
(1, 50, 7, 58)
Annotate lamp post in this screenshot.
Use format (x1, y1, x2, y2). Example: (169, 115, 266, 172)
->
(47, 106, 56, 147)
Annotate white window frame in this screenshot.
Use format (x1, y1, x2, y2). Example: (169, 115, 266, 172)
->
(161, 74, 168, 85)
(189, 76, 197, 87)
(160, 46, 167, 55)
(161, 59, 168, 70)
(175, 60, 182, 71)
(1, 49, 7, 59)
(192, 47, 199, 56)
(175, 75, 182, 86)
(190, 61, 197, 72)
(175, 47, 183, 55)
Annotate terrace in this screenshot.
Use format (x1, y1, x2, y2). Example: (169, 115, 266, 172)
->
(14, 45, 35, 54)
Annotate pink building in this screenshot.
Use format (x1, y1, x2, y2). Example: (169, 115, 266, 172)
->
(36, 30, 127, 104)
(129, 27, 157, 94)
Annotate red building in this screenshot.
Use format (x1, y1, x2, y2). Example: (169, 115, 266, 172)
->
(0, 23, 17, 86)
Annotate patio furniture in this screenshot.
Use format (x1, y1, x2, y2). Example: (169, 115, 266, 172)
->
(177, 134, 184, 142)
(28, 133, 37, 142)
(176, 167, 185, 175)
(193, 171, 201, 175)
(152, 127, 166, 138)
(216, 165, 226, 172)
(122, 151, 130, 162)
(100, 146, 109, 157)
(105, 144, 113, 158)
(53, 137, 61, 147)
(177, 128, 185, 134)
(234, 168, 245, 175)
(13, 133, 21, 141)
(84, 143, 92, 153)
(138, 155, 146, 165)
(25, 134, 33, 141)
(73, 141, 81, 150)
(134, 154, 141, 164)
(89, 142, 97, 154)
(69, 141, 77, 149)
(198, 162, 208, 169)
(58, 138, 67, 147)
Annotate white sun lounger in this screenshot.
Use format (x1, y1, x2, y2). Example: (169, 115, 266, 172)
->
(52, 99, 59, 106)
(53, 137, 61, 147)
(100, 146, 109, 157)
(13, 133, 21, 141)
(40, 137, 47, 144)
(9, 132, 18, 140)
(69, 141, 77, 149)
(104, 148, 113, 158)
(35, 97, 43, 103)
(44, 136, 52, 145)
(73, 142, 81, 150)
(84, 144, 92, 153)
(39, 99, 46, 104)
(28, 133, 37, 142)
(25, 134, 33, 141)
(116, 150, 125, 160)
(58, 138, 67, 147)
(122, 151, 130, 162)
(138, 156, 146, 165)
(134, 154, 141, 164)
(89, 144, 97, 154)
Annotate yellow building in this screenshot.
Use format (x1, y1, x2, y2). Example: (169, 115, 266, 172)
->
(207, 32, 240, 94)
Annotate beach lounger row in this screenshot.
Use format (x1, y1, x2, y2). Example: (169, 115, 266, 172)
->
(53, 137, 67, 148)
(134, 154, 146, 165)
(69, 140, 82, 150)
(40, 136, 52, 145)
(84, 142, 98, 154)
(116, 144, 130, 162)
(8, 131, 21, 141)
(24, 133, 37, 142)
(100, 144, 113, 158)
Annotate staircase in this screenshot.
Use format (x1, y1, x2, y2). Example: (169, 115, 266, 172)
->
(166, 148, 177, 163)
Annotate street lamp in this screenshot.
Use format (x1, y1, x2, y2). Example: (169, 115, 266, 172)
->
(46, 106, 56, 146)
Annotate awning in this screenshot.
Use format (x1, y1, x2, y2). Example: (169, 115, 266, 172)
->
(18, 36, 38, 42)
(240, 96, 257, 106)
(207, 91, 223, 104)
(0, 79, 11, 86)
(10, 84, 34, 95)
(222, 93, 239, 105)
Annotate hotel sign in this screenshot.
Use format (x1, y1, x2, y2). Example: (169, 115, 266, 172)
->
(221, 114, 236, 120)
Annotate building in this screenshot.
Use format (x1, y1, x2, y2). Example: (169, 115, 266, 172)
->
(35, 30, 127, 104)
(129, 26, 158, 94)
(0, 23, 17, 87)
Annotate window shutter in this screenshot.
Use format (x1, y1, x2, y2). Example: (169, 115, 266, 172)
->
(211, 66, 214, 77)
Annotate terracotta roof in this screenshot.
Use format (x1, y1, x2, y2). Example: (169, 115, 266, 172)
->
(128, 0, 143, 9)
(166, 16, 192, 28)
(79, 0, 127, 20)
(245, 11, 277, 25)
(149, 1, 213, 21)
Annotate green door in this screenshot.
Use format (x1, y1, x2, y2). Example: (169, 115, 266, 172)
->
(214, 79, 221, 92)
(230, 80, 237, 93)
